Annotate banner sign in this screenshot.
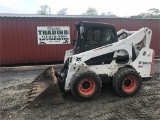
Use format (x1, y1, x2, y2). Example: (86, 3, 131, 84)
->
(37, 26, 70, 44)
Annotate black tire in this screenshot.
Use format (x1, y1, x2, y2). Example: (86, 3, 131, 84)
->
(112, 68, 142, 97)
(71, 69, 102, 101)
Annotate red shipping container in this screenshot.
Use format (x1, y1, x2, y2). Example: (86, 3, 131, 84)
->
(0, 15, 159, 66)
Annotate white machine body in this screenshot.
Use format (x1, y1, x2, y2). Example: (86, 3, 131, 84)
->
(64, 28, 154, 91)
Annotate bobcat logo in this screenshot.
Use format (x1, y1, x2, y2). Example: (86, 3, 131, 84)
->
(139, 61, 142, 64)
(76, 57, 82, 61)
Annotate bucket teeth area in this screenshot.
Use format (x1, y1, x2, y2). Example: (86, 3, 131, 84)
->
(29, 83, 38, 87)
(25, 67, 65, 108)
(26, 81, 51, 107)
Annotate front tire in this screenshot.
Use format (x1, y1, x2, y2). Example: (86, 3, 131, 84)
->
(71, 69, 102, 101)
(112, 68, 142, 97)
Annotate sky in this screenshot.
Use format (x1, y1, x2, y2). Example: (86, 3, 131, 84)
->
(0, 0, 160, 17)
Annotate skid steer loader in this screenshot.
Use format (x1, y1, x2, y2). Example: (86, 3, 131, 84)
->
(26, 21, 155, 108)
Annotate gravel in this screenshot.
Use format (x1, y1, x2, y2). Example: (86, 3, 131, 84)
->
(0, 63, 160, 120)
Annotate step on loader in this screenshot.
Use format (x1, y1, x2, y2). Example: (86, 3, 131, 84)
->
(26, 21, 155, 108)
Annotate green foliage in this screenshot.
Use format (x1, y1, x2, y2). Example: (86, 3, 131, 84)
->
(83, 8, 117, 17)
(57, 8, 67, 15)
(100, 13, 106, 16)
(130, 8, 160, 18)
(37, 4, 51, 15)
(100, 12, 117, 17)
(84, 7, 98, 15)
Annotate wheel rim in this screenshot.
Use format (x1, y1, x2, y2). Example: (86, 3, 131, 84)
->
(78, 78, 96, 96)
(122, 76, 137, 93)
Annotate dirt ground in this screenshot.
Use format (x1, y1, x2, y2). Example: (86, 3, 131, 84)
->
(0, 62, 160, 120)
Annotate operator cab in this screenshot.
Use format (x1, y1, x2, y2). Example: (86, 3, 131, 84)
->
(73, 21, 118, 54)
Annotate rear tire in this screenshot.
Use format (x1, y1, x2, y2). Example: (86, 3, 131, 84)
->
(71, 69, 102, 101)
(112, 68, 142, 97)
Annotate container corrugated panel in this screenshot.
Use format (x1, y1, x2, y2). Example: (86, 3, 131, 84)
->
(0, 16, 159, 66)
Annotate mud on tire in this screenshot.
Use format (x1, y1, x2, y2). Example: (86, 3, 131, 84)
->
(112, 68, 142, 97)
(71, 69, 102, 101)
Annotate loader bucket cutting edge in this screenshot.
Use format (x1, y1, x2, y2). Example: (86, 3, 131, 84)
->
(26, 67, 64, 108)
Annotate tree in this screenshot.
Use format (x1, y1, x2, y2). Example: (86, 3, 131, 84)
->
(130, 8, 160, 18)
(148, 8, 160, 15)
(84, 7, 98, 15)
(57, 8, 67, 15)
(37, 4, 51, 15)
(100, 12, 106, 16)
(100, 12, 117, 17)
